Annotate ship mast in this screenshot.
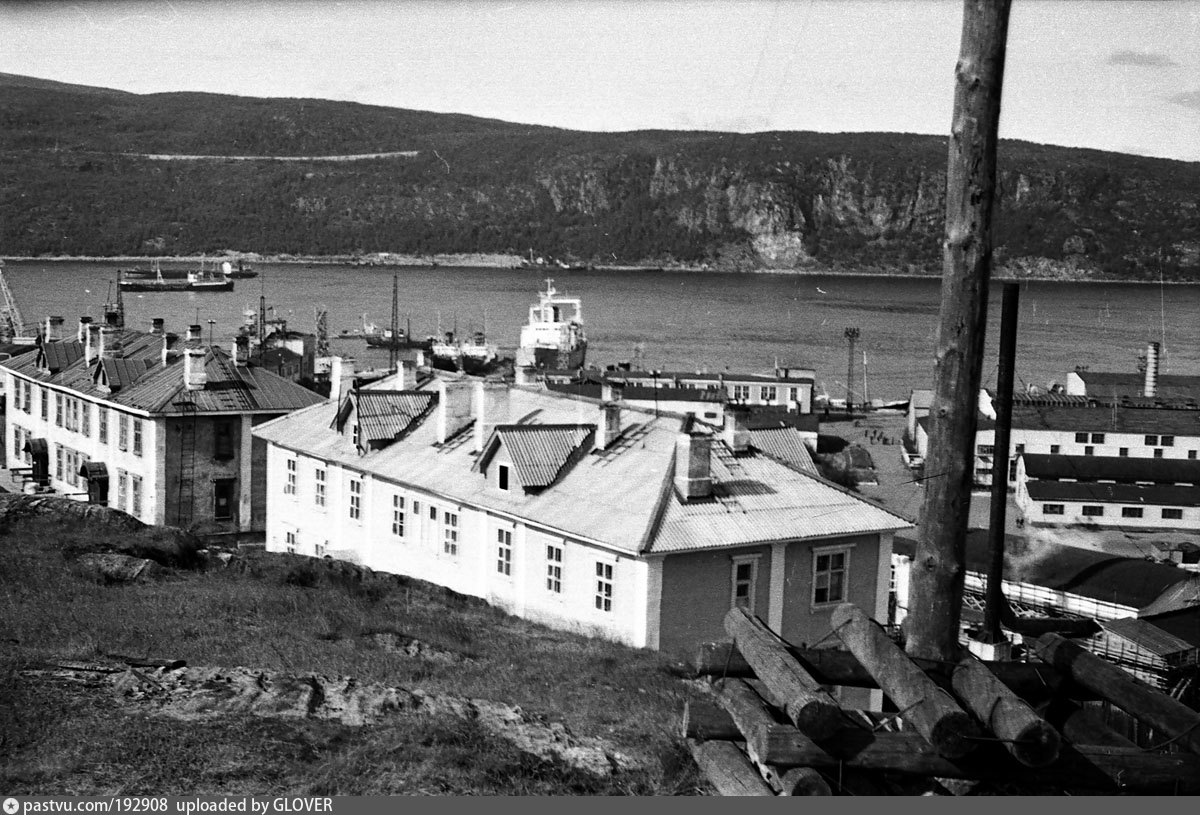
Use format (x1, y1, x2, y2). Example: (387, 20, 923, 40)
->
(389, 273, 399, 373)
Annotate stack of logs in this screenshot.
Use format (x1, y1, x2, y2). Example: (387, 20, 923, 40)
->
(685, 605, 1200, 795)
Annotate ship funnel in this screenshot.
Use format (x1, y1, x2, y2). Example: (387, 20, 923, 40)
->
(1143, 342, 1160, 398)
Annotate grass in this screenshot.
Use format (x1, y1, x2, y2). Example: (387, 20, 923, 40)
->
(0, 513, 707, 795)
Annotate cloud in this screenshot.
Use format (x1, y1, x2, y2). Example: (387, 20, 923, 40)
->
(1107, 50, 1177, 68)
(1169, 90, 1200, 111)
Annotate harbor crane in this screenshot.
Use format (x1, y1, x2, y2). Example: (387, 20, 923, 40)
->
(0, 260, 31, 343)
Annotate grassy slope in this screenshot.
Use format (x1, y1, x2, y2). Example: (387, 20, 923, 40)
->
(0, 514, 705, 795)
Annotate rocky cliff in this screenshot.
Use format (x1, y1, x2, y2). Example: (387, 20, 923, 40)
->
(2, 73, 1197, 280)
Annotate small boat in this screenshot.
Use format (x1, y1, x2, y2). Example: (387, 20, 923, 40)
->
(118, 264, 233, 293)
(515, 278, 587, 370)
(430, 330, 505, 376)
(224, 260, 257, 279)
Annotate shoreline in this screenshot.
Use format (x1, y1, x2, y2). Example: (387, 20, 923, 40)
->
(2, 254, 1195, 286)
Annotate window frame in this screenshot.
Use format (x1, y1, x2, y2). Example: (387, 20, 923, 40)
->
(1162, 508, 1183, 520)
(812, 544, 852, 607)
(730, 555, 761, 612)
(130, 474, 143, 518)
(442, 510, 459, 556)
(1081, 505, 1104, 517)
(392, 494, 405, 538)
(498, 463, 510, 491)
(1121, 507, 1144, 519)
(546, 544, 563, 593)
(594, 561, 614, 612)
(496, 528, 513, 576)
(348, 477, 362, 521)
(284, 458, 297, 495)
(1043, 503, 1065, 515)
(1074, 432, 1088, 444)
(118, 413, 129, 451)
(213, 478, 235, 521)
(314, 467, 326, 507)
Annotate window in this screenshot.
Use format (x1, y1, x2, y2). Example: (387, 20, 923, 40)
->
(496, 529, 512, 575)
(99, 408, 108, 444)
(1119, 447, 1129, 457)
(788, 387, 799, 403)
(1091, 433, 1105, 444)
(130, 475, 143, 518)
(1043, 504, 1065, 515)
(55, 393, 63, 427)
(1189, 451, 1198, 460)
(498, 464, 510, 491)
(429, 504, 437, 520)
(349, 479, 361, 520)
(1014, 444, 1025, 454)
(213, 478, 234, 520)
(284, 458, 297, 495)
(1154, 448, 1164, 459)
(1008, 461, 1018, 482)
(732, 385, 750, 401)
(118, 414, 129, 451)
(977, 444, 995, 455)
(1121, 507, 1143, 519)
(813, 548, 849, 605)
(285, 530, 297, 554)
(1162, 436, 1175, 447)
(413, 500, 421, 517)
(1145, 435, 1159, 446)
(1074, 432, 1088, 444)
(1081, 505, 1104, 517)
(117, 471, 128, 512)
(392, 495, 405, 537)
(81, 402, 90, 438)
(442, 511, 459, 555)
(1163, 508, 1184, 520)
(54, 444, 64, 480)
(731, 557, 759, 611)
(1050, 444, 1060, 454)
(1084, 446, 1094, 456)
(546, 544, 563, 593)
(352, 423, 361, 449)
(760, 386, 777, 401)
(595, 562, 613, 612)
(132, 419, 143, 457)
(214, 421, 234, 460)
(314, 468, 326, 507)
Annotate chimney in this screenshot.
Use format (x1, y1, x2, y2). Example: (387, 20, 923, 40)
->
(415, 349, 427, 369)
(85, 323, 99, 365)
(722, 404, 751, 454)
(232, 335, 250, 367)
(183, 349, 207, 390)
(186, 324, 202, 342)
(151, 318, 165, 335)
(329, 356, 344, 402)
(104, 310, 121, 328)
(97, 326, 116, 359)
(45, 316, 64, 341)
(77, 316, 93, 342)
(436, 378, 474, 445)
(674, 431, 713, 500)
(1143, 342, 1160, 398)
(600, 379, 624, 404)
(596, 400, 622, 451)
(160, 334, 169, 367)
(473, 381, 512, 452)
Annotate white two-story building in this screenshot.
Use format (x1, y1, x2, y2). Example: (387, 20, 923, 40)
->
(253, 371, 911, 662)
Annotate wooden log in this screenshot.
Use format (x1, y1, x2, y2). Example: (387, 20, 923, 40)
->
(682, 700, 741, 741)
(907, 0, 1014, 664)
(1034, 633, 1200, 756)
(687, 739, 775, 796)
(950, 653, 1061, 767)
(831, 603, 982, 759)
(772, 767, 832, 796)
(1037, 698, 1137, 749)
(723, 607, 845, 740)
(693, 641, 1075, 702)
(713, 678, 804, 767)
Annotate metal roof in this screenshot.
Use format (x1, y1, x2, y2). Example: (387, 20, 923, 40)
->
(1021, 453, 1200, 485)
(1025, 480, 1200, 508)
(749, 427, 818, 474)
(491, 424, 596, 488)
(255, 380, 911, 556)
(1011, 405, 1200, 437)
(1098, 617, 1197, 657)
(1, 332, 323, 416)
(351, 391, 436, 447)
(1076, 372, 1200, 404)
(39, 341, 83, 373)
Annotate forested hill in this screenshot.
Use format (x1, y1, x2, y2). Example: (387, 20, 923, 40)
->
(2, 72, 1198, 280)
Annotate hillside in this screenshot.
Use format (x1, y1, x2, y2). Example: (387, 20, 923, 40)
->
(1, 72, 1198, 279)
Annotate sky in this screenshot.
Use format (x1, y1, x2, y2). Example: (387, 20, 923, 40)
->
(2, 0, 1199, 161)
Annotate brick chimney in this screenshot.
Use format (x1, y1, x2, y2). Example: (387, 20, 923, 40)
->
(473, 381, 512, 452)
(104, 310, 121, 328)
(85, 323, 100, 365)
(151, 318, 165, 335)
(722, 404, 751, 454)
(77, 316, 93, 342)
(183, 349, 207, 390)
(329, 356, 345, 403)
(231, 335, 250, 367)
(674, 429, 713, 501)
(98, 326, 121, 359)
(1143, 342, 1160, 398)
(436, 378, 473, 445)
(44, 316, 64, 341)
(186, 324, 202, 342)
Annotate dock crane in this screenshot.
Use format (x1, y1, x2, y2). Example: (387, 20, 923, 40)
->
(0, 260, 32, 343)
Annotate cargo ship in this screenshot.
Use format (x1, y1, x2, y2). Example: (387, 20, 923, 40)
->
(515, 279, 587, 370)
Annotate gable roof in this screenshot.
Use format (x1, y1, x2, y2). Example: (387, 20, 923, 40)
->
(482, 424, 596, 489)
(748, 427, 818, 474)
(342, 391, 436, 448)
(38, 340, 83, 373)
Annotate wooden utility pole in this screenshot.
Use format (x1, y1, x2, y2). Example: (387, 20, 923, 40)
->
(907, 0, 1013, 663)
(844, 327, 859, 413)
